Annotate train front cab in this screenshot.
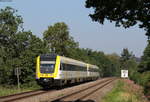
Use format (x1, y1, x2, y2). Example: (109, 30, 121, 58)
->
(36, 55, 60, 88)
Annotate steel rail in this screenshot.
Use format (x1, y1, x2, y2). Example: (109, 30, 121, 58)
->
(51, 78, 116, 102)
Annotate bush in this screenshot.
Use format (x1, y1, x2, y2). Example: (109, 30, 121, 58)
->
(130, 71, 142, 84)
(140, 72, 150, 94)
(130, 71, 150, 94)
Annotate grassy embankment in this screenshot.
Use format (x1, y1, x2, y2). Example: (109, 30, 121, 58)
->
(0, 82, 41, 96)
(102, 79, 148, 102)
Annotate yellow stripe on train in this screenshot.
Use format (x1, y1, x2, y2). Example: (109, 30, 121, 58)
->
(36, 55, 60, 79)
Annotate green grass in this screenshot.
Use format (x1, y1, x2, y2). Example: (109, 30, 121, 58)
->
(0, 83, 41, 96)
(102, 80, 146, 102)
(0, 86, 29, 96)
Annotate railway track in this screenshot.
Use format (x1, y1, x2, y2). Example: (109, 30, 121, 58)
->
(0, 78, 117, 102)
(51, 78, 116, 102)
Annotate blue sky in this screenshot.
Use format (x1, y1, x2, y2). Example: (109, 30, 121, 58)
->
(0, 0, 147, 57)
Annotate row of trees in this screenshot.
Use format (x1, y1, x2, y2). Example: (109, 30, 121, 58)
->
(137, 41, 150, 95)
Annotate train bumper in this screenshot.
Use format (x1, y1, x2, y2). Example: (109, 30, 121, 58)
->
(37, 78, 54, 87)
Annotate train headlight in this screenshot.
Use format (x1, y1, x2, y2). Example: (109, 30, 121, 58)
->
(43, 78, 49, 82)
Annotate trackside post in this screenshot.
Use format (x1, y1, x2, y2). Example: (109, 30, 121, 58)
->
(15, 68, 21, 90)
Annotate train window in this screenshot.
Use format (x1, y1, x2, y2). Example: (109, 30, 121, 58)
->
(62, 64, 67, 70)
(88, 67, 98, 72)
(67, 64, 71, 71)
(60, 63, 87, 72)
(40, 64, 55, 73)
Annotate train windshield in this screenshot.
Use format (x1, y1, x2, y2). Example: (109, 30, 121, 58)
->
(40, 64, 55, 73)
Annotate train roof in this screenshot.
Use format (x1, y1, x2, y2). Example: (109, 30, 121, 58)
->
(59, 55, 99, 69)
(88, 64, 99, 69)
(40, 54, 99, 69)
(59, 56, 87, 67)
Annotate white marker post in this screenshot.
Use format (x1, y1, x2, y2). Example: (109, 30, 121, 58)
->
(15, 68, 21, 90)
(121, 70, 128, 78)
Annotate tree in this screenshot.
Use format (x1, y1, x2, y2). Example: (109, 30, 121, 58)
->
(136, 41, 150, 95)
(138, 40, 150, 72)
(85, 0, 150, 38)
(43, 22, 79, 56)
(0, 7, 49, 85)
(106, 53, 121, 76)
(120, 48, 135, 69)
(0, 7, 23, 84)
(120, 48, 133, 62)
